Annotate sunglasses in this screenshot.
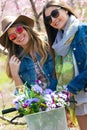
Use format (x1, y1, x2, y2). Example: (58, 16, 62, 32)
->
(45, 8, 61, 24)
(8, 26, 23, 41)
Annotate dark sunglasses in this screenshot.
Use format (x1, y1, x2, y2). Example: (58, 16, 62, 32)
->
(45, 8, 61, 24)
(8, 26, 23, 41)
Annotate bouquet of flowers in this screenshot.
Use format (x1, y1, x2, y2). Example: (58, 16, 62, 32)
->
(13, 82, 70, 116)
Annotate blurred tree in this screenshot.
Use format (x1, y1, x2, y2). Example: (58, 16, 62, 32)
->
(30, 0, 41, 31)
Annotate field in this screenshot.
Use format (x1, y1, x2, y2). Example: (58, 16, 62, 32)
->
(0, 54, 79, 130)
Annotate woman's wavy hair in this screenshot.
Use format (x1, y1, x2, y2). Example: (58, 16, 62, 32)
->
(42, 0, 78, 46)
(6, 23, 50, 78)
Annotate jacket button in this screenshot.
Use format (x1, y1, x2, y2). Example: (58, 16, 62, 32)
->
(73, 48, 76, 51)
(48, 74, 50, 76)
(80, 42, 82, 44)
(78, 62, 81, 65)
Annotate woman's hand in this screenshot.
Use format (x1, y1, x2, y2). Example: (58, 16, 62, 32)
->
(9, 55, 21, 79)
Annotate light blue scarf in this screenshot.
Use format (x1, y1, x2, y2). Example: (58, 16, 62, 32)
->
(52, 15, 79, 56)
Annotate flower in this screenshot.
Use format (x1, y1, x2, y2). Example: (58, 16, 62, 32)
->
(13, 82, 70, 115)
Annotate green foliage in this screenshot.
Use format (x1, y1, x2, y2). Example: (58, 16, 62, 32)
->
(84, 11, 87, 22)
(0, 71, 10, 84)
(0, 54, 10, 84)
(0, 54, 7, 62)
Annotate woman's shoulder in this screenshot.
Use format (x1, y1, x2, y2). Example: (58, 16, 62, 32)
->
(21, 54, 33, 64)
(20, 55, 34, 72)
(78, 22, 87, 30)
(76, 22, 87, 37)
(72, 22, 87, 43)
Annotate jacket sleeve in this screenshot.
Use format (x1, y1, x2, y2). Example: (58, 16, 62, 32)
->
(67, 70, 87, 94)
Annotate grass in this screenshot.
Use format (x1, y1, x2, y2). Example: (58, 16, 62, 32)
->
(0, 72, 10, 84)
(0, 55, 9, 84)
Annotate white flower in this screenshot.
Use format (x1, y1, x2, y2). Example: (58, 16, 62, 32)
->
(13, 94, 25, 103)
(51, 103, 56, 108)
(56, 98, 65, 107)
(44, 94, 52, 102)
(58, 93, 67, 100)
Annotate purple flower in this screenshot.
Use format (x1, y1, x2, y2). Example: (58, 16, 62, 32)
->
(43, 89, 53, 95)
(31, 98, 40, 103)
(15, 102, 19, 110)
(23, 98, 40, 108)
(23, 103, 28, 108)
(32, 84, 43, 94)
(36, 80, 41, 84)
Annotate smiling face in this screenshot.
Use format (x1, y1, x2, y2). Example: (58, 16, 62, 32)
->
(7, 25, 30, 48)
(45, 6, 69, 30)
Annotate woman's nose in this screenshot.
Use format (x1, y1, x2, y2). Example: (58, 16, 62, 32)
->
(51, 16, 56, 22)
(15, 33, 22, 40)
(16, 33, 21, 38)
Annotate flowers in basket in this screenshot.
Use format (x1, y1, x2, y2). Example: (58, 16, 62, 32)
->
(13, 81, 70, 116)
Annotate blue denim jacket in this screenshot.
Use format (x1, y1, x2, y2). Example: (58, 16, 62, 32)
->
(67, 23, 87, 94)
(19, 53, 57, 91)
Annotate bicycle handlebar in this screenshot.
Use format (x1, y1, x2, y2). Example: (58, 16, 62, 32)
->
(2, 107, 17, 114)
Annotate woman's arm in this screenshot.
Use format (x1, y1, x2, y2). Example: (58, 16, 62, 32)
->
(67, 70, 87, 94)
(9, 55, 23, 88)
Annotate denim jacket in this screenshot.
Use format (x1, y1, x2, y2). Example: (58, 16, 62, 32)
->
(19, 53, 57, 91)
(67, 23, 87, 94)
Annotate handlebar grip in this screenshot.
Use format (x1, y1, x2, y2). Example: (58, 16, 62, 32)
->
(2, 108, 17, 114)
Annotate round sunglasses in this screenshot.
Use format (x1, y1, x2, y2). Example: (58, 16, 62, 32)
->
(8, 26, 24, 41)
(45, 8, 61, 25)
